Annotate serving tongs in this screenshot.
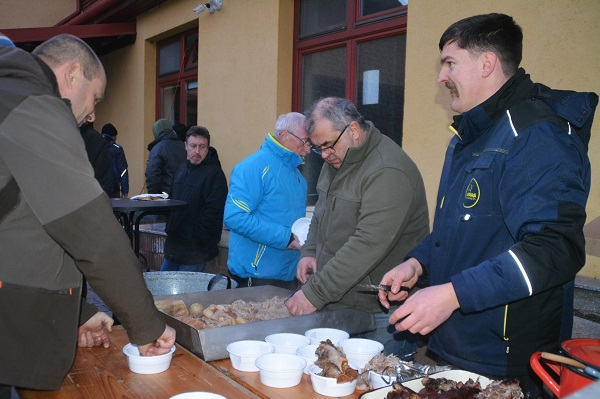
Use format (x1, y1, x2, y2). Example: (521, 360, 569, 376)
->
(393, 363, 453, 383)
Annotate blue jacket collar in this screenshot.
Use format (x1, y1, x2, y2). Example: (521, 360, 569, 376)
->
(263, 133, 304, 168)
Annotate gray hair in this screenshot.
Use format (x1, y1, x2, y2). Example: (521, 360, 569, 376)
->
(32, 34, 103, 81)
(273, 112, 306, 139)
(305, 97, 367, 136)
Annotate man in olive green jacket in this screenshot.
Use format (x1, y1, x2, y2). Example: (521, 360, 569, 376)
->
(286, 97, 429, 356)
(0, 34, 174, 394)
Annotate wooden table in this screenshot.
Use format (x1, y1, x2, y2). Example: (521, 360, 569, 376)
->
(17, 326, 259, 399)
(210, 358, 368, 399)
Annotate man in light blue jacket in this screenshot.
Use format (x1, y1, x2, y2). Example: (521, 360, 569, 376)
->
(225, 112, 311, 289)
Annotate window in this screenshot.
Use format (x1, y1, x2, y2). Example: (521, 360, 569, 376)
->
(293, 0, 408, 205)
(156, 29, 199, 127)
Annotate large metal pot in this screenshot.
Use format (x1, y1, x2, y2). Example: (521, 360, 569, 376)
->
(143, 271, 237, 296)
(530, 339, 600, 398)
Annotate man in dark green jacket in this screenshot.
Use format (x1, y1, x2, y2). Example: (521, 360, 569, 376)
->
(285, 97, 430, 357)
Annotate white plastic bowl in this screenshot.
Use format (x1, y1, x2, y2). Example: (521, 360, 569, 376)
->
(308, 364, 357, 397)
(304, 328, 350, 346)
(265, 333, 310, 354)
(296, 344, 319, 374)
(169, 393, 226, 399)
(122, 343, 176, 374)
(369, 369, 397, 389)
(337, 338, 383, 371)
(227, 340, 275, 372)
(254, 353, 306, 388)
(292, 217, 311, 246)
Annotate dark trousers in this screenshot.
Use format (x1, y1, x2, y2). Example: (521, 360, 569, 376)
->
(231, 274, 298, 291)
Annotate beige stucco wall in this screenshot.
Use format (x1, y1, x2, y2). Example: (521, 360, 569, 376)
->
(94, 0, 294, 195)
(195, 0, 295, 182)
(0, 0, 74, 28)
(403, 0, 600, 277)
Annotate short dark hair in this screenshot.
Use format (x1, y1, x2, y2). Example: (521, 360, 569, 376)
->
(186, 125, 210, 146)
(439, 13, 522, 77)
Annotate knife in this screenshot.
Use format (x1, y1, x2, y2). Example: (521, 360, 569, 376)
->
(355, 284, 409, 292)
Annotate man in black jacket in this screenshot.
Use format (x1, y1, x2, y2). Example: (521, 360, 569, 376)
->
(161, 126, 228, 272)
(80, 122, 119, 197)
(145, 118, 186, 194)
(101, 123, 129, 198)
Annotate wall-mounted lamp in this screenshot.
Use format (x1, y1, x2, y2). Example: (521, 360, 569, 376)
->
(193, 0, 223, 14)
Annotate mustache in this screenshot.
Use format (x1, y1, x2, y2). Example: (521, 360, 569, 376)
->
(445, 82, 457, 91)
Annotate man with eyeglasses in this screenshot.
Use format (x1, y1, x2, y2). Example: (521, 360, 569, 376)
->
(285, 97, 429, 358)
(161, 126, 228, 273)
(225, 112, 311, 290)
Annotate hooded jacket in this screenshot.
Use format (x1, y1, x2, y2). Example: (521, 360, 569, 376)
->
(225, 134, 307, 281)
(408, 69, 592, 377)
(0, 45, 165, 390)
(102, 133, 129, 195)
(145, 131, 186, 195)
(164, 147, 228, 264)
(300, 122, 430, 313)
(80, 123, 119, 197)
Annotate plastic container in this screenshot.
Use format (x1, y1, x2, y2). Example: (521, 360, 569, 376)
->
(226, 340, 275, 372)
(304, 328, 349, 346)
(122, 343, 176, 374)
(308, 364, 357, 397)
(337, 338, 383, 371)
(296, 344, 319, 374)
(255, 353, 306, 388)
(265, 333, 310, 354)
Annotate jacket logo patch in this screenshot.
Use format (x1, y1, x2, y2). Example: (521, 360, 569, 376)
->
(463, 178, 480, 209)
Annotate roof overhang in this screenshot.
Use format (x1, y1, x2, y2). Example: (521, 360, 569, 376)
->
(3, 22, 137, 56)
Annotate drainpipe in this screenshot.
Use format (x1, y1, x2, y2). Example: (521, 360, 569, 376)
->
(57, 0, 121, 26)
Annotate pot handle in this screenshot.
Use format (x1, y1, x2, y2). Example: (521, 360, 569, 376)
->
(207, 274, 233, 291)
(530, 351, 562, 397)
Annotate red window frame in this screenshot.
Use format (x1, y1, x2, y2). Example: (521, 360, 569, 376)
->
(291, 0, 408, 111)
(155, 28, 198, 123)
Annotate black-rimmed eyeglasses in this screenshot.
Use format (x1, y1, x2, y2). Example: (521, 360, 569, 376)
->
(286, 130, 312, 148)
(311, 123, 350, 155)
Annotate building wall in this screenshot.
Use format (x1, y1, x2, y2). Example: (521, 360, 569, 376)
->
(0, 0, 74, 28)
(403, 0, 600, 276)
(94, 0, 294, 195)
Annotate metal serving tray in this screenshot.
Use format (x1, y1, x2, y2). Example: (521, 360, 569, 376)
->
(155, 285, 376, 361)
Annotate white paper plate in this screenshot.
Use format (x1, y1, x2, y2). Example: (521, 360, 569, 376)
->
(131, 193, 169, 200)
(291, 217, 311, 245)
(359, 370, 492, 398)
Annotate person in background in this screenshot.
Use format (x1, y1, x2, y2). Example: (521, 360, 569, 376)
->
(173, 121, 188, 142)
(101, 123, 129, 198)
(225, 112, 310, 290)
(0, 34, 175, 397)
(285, 97, 429, 358)
(161, 126, 228, 273)
(145, 118, 186, 195)
(80, 121, 119, 198)
(378, 14, 593, 398)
